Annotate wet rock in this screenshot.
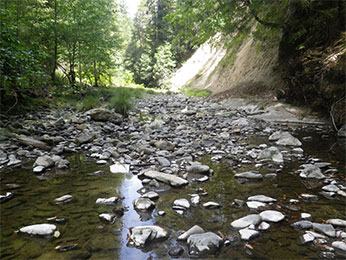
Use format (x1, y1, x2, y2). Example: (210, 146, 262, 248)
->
(299, 164, 325, 179)
(141, 191, 159, 200)
(246, 201, 266, 210)
(322, 184, 340, 192)
(33, 165, 45, 173)
(234, 171, 263, 180)
(7, 155, 22, 167)
(0, 192, 14, 203)
(269, 131, 292, 141)
(187, 232, 223, 257)
(259, 210, 284, 223)
(270, 131, 302, 146)
(197, 176, 209, 182)
(301, 193, 318, 201)
(158, 211, 165, 216)
(302, 233, 315, 244)
(57, 159, 69, 169)
(326, 219, 346, 227)
(239, 228, 259, 240)
(143, 170, 188, 188)
(247, 195, 277, 203)
(54, 194, 73, 204)
(258, 146, 283, 164)
(96, 197, 119, 205)
(33, 155, 54, 168)
(134, 197, 155, 211)
(178, 225, 205, 241)
(173, 198, 190, 209)
(312, 223, 336, 237)
(231, 214, 262, 229)
(154, 140, 174, 151)
(54, 243, 78, 252)
(306, 230, 327, 239)
(18, 224, 57, 236)
(186, 162, 210, 175)
(99, 213, 116, 223)
(87, 108, 122, 124)
(129, 225, 168, 247)
(291, 220, 313, 229)
(301, 213, 311, 219)
(203, 201, 221, 209)
(190, 194, 200, 205)
(168, 246, 184, 258)
(87, 170, 106, 176)
(258, 221, 270, 231)
(149, 120, 164, 129)
(110, 163, 130, 174)
(332, 241, 346, 252)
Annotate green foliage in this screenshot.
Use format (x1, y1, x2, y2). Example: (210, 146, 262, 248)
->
(183, 88, 212, 97)
(153, 43, 176, 88)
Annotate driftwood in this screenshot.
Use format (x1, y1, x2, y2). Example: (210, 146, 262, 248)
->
(15, 134, 51, 151)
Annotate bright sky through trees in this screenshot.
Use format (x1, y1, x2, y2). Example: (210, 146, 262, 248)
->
(125, 0, 141, 17)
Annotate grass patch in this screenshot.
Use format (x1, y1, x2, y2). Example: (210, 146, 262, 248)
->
(183, 88, 212, 98)
(52, 86, 158, 116)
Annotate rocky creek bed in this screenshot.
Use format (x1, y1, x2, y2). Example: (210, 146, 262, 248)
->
(0, 93, 345, 259)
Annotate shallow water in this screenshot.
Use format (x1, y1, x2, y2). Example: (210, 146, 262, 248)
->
(0, 131, 345, 259)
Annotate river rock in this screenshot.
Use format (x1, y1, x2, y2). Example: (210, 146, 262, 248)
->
(178, 225, 205, 241)
(99, 213, 116, 223)
(312, 223, 336, 237)
(239, 228, 259, 240)
(154, 140, 174, 151)
(15, 134, 50, 150)
(186, 162, 210, 175)
(87, 108, 122, 124)
(291, 220, 313, 229)
(33, 155, 55, 168)
(0, 192, 14, 203)
(129, 226, 168, 247)
(322, 184, 340, 192)
(54, 194, 73, 204)
(187, 232, 223, 257)
(203, 201, 221, 209)
(258, 146, 283, 164)
(141, 191, 159, 200)
(269, 131, 292, 141)
(96, 197, 119, 205)
(246, 201, 266, 210)
(75, 131, 95, 144)
(156, 157, 170, 167)
(143, 170, 188, 188)
(231, 214, 262, 229)
(7, 155, 22, 167)
(110, 163, 130, 174)
(134, 197, 155, 211)
(33, 165, 45, 173)
(301, 193, 319, 201)
(19, 224, 57, 236)
(299, 164, 325, 179)
(190, 194, 200, 205)
(234, 171, 263, 180)
(259, 210, 285, 222)
(302, 233, 315, 244)
(247, 195, 277, 203)
(258, 221, 270, 231)
(332, 241, 346, 252)
(168, 246, 184, 258)
(173, 198, 190, 209)
(326, 219, 346, 227)
(270, 131, 302, 146)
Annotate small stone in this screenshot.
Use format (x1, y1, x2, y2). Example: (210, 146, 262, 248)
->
(239, 228, 259, 240)
(246, 201, 266, 210)
(326, 219, 346, 227)
(312, 223, 336, 237)
(258, 221, 270, 231)
(247, 195, 277, 203)
(173, 198, 190, 209)
(178, 225, 205, 241)
(190, 194, 200, 205)
(301, 213, 311, 219)
(54, 195, 73, 204)
(332, 241, 346, 252)
(259, 210, 284, 223)
(99, 213, 116, 223)
(158, 211, 165, 216)
(187, 232, 223, 257)
(234, 171, 263, 180)
(33, 166, 45, 173)
(203, 201, 221, 209)
(134, 197, 155, 211)
(110, 163, 130, 174)
(141, 191, 159, 200)
(291, 221, 313, 229)
(322, 184, 340, 192)
(302, 233, 315, 244)
(168, 246, 184, 258)
(231, 214, 262, 229)
(19, 224, 57, 236)
(96, 197, 119, 205)
(0, 192, 14, 203)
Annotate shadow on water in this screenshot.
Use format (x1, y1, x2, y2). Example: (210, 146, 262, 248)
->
(0, 128, 345, 259)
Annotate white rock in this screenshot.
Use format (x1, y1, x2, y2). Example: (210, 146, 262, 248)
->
(173, 198, 190, 209)
(247, 195, 277, 203)
(54, 194, 73, 203)
(246, 201, 266, 210)
(110, 163, 130, 174)
(259, 210, 284, 222)
(96, 197, 119, 205)
(326, 219, 346, 227)
(301, 213, 311, 219)
(332, 241, 346, 252)
(190, 194, 200, 205)
(19, 224, 57, 236)
(239, 228, 259, 240)
(203, 201, 221, 209)
(302, 233, 315, 244)
(33, 166, 45, 173)
(141, 191, 159, 200)
(231, 214, 262, 229)
(99, 213, 115, 223)
(129, 226, 168, 247)
(258, 221, 271, 231)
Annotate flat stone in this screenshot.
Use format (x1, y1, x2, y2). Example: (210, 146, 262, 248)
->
(299, 164, 325, 179)
(301, 213, 311, 219)
(258, 221, 270, 231)
(156, 157, 170, 167)
(134, 197, 155, 211)
(96, 197, 119, 205)
(247, 195, 277, 203)
(15, 134, 50, 150)
(332, 241, 346, 252)
(143, 170, 188, 188)
(239, 228, 259, 240)
(291, 220, 313, 229)
(197, 176, 209, 182)
(326, 219, 346, 227)
(19, 224, 57, 236)
(129, 226, 168, 247)
(186, 163, 210, 175)
(187, 232, 223, 257)
(322, 184, 340, 192)
(190, 194, 200, 205)
(231, 214, 262, 229)
(269, 131, 292, 141)
(259, 210, 284, 223)
(34, 155, 55, 168)
(203, 201, 221, 209)
(110, 163, 130, 174)
(258, 146, 283, 164)
(141, 191, 159, 200)
(54, 194, 73, 204)
(301, 193, 319, 201)
(246, 201, 266, 210)
(234, 171, 263, 179)
(306, 231, 327, 239)
(0, 192, 14, 203)
(75, 132, 95, 144)
(168, 246, 184, 258)
(178, 225, 205, 241)
(173, 198, 190, 209)
(312, 223, 336, 237)
(302, 233, 315, 244)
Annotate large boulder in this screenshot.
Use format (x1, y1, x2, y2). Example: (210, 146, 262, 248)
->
(33, 155, 55, 168)
(231, 214, 262, 229)
(299, 164, 325, 179)
(129, 226, 168, 247)
(257, 146, 283, 164)
(187, 232, 223, 257)
(177, 225, 204, 241)
(134, 197, 155, 211)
